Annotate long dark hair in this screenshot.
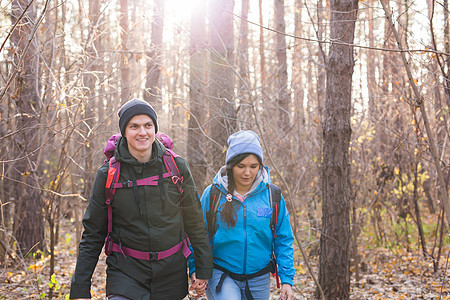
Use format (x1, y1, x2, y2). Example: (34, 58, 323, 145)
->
(220, 153, 263, 228)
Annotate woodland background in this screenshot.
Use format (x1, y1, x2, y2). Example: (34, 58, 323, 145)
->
(0, 0, 449, 299)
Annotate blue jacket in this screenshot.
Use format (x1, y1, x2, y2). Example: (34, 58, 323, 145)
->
(189, 166, 295, 285)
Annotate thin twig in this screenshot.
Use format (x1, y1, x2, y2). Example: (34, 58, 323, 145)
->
(0, 0, 36, 54)
(229, 10, 450, 56)
(379, 0, 450, 227)
(0, 0, 51, 103)
(439, 248, 450, 300)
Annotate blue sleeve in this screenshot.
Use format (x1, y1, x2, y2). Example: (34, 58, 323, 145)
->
(187, 244, 195, 277)
(188, 185, 212, 277)
(273, 193, 295, 285)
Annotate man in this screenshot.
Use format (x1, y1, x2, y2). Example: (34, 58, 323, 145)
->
(70, 99, 212, 300)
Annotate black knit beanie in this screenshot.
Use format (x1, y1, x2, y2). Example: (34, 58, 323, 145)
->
(118, 99, 158, 136)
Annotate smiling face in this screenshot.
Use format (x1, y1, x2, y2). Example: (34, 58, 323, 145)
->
(232, 154, 261, 194)
(124, 114, 155, 162)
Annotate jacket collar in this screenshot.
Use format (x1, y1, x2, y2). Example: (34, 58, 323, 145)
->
(114, 135, 166, 166)
(213, 165, 270, 197)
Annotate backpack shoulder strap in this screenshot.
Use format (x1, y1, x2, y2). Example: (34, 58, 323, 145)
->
(104, 157, 121, 256)
(269, 184, 281, 239)
(105, 157, 121, 204)
(162, 149, 179, 175)
(162, 149, 183, 194)
(206, 184, 222, 240)
(269, 183, 282, 288)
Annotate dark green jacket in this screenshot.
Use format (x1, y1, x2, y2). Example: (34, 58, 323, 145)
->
(70, 137, 212, 300)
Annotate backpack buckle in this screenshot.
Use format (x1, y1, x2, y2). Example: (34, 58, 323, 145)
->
(171, 176, 184, 194)
(171, 176, 182, 185)
(123, 180, 133, 188)
(104, 235, 113, 256)
(118, 241, 126, 258)
(148, 251, 158, 261)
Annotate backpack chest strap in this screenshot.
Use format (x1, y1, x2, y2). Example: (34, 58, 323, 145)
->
(111, 171, 178, 189)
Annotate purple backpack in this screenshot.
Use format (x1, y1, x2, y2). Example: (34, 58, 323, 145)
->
(104, 132, 174, 161)
(102, 132, 190, 260)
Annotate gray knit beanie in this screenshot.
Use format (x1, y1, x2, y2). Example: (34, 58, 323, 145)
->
(118, 99, 158, 136)
(225, 130, 263, 164)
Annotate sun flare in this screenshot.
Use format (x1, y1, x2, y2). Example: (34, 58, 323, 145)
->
(165, 0, 204, 20)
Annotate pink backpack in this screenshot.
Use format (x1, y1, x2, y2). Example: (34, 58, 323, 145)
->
(104, 132, 174, 160)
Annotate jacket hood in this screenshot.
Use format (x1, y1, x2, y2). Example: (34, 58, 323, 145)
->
(213, 165, 270, 197)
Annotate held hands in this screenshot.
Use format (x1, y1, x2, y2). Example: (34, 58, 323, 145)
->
(280, 283, 293, 300)
(189, 273, 208, 298)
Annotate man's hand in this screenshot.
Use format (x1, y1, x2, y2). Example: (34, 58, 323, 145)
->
(189, 273, 208, 298)
(280, 283, 293, 300)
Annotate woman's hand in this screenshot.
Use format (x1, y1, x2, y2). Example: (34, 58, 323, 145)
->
(280, 283, 293, 300)
(189, 273, 208, 298)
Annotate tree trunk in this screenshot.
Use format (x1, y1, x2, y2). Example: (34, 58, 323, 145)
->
(293, 0, 304, 129)
(258, 0, 267, 91)
(317, 0, 326, 128)
(412, 154, 428, 256)
(306, 59, 314, 127)
(81, 0, 101, 202)
(445, 0, 450, 106)
(319, 0, 358, 299)
(274, 0, 290, 132)
(11, 0, 45, 255)
(316, 0, 327, 159)
(144, 0, 164, 111)
(208, 0, 236, 171)
(367, 0, 377, 120)
(120, 0, 131, 102)
(237, 0, 250, 118)
(188, 0, 208, 191)
(379, 0, 395, 155)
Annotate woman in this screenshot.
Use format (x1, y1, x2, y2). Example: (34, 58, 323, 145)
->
(189, 130, 294, 300)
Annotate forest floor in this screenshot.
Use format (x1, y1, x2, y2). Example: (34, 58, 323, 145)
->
(0, 219, 449, 299)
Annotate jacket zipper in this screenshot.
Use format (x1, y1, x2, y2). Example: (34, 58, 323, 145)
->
(243, 204, 247, 274)
(143, 180, 153, 250)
